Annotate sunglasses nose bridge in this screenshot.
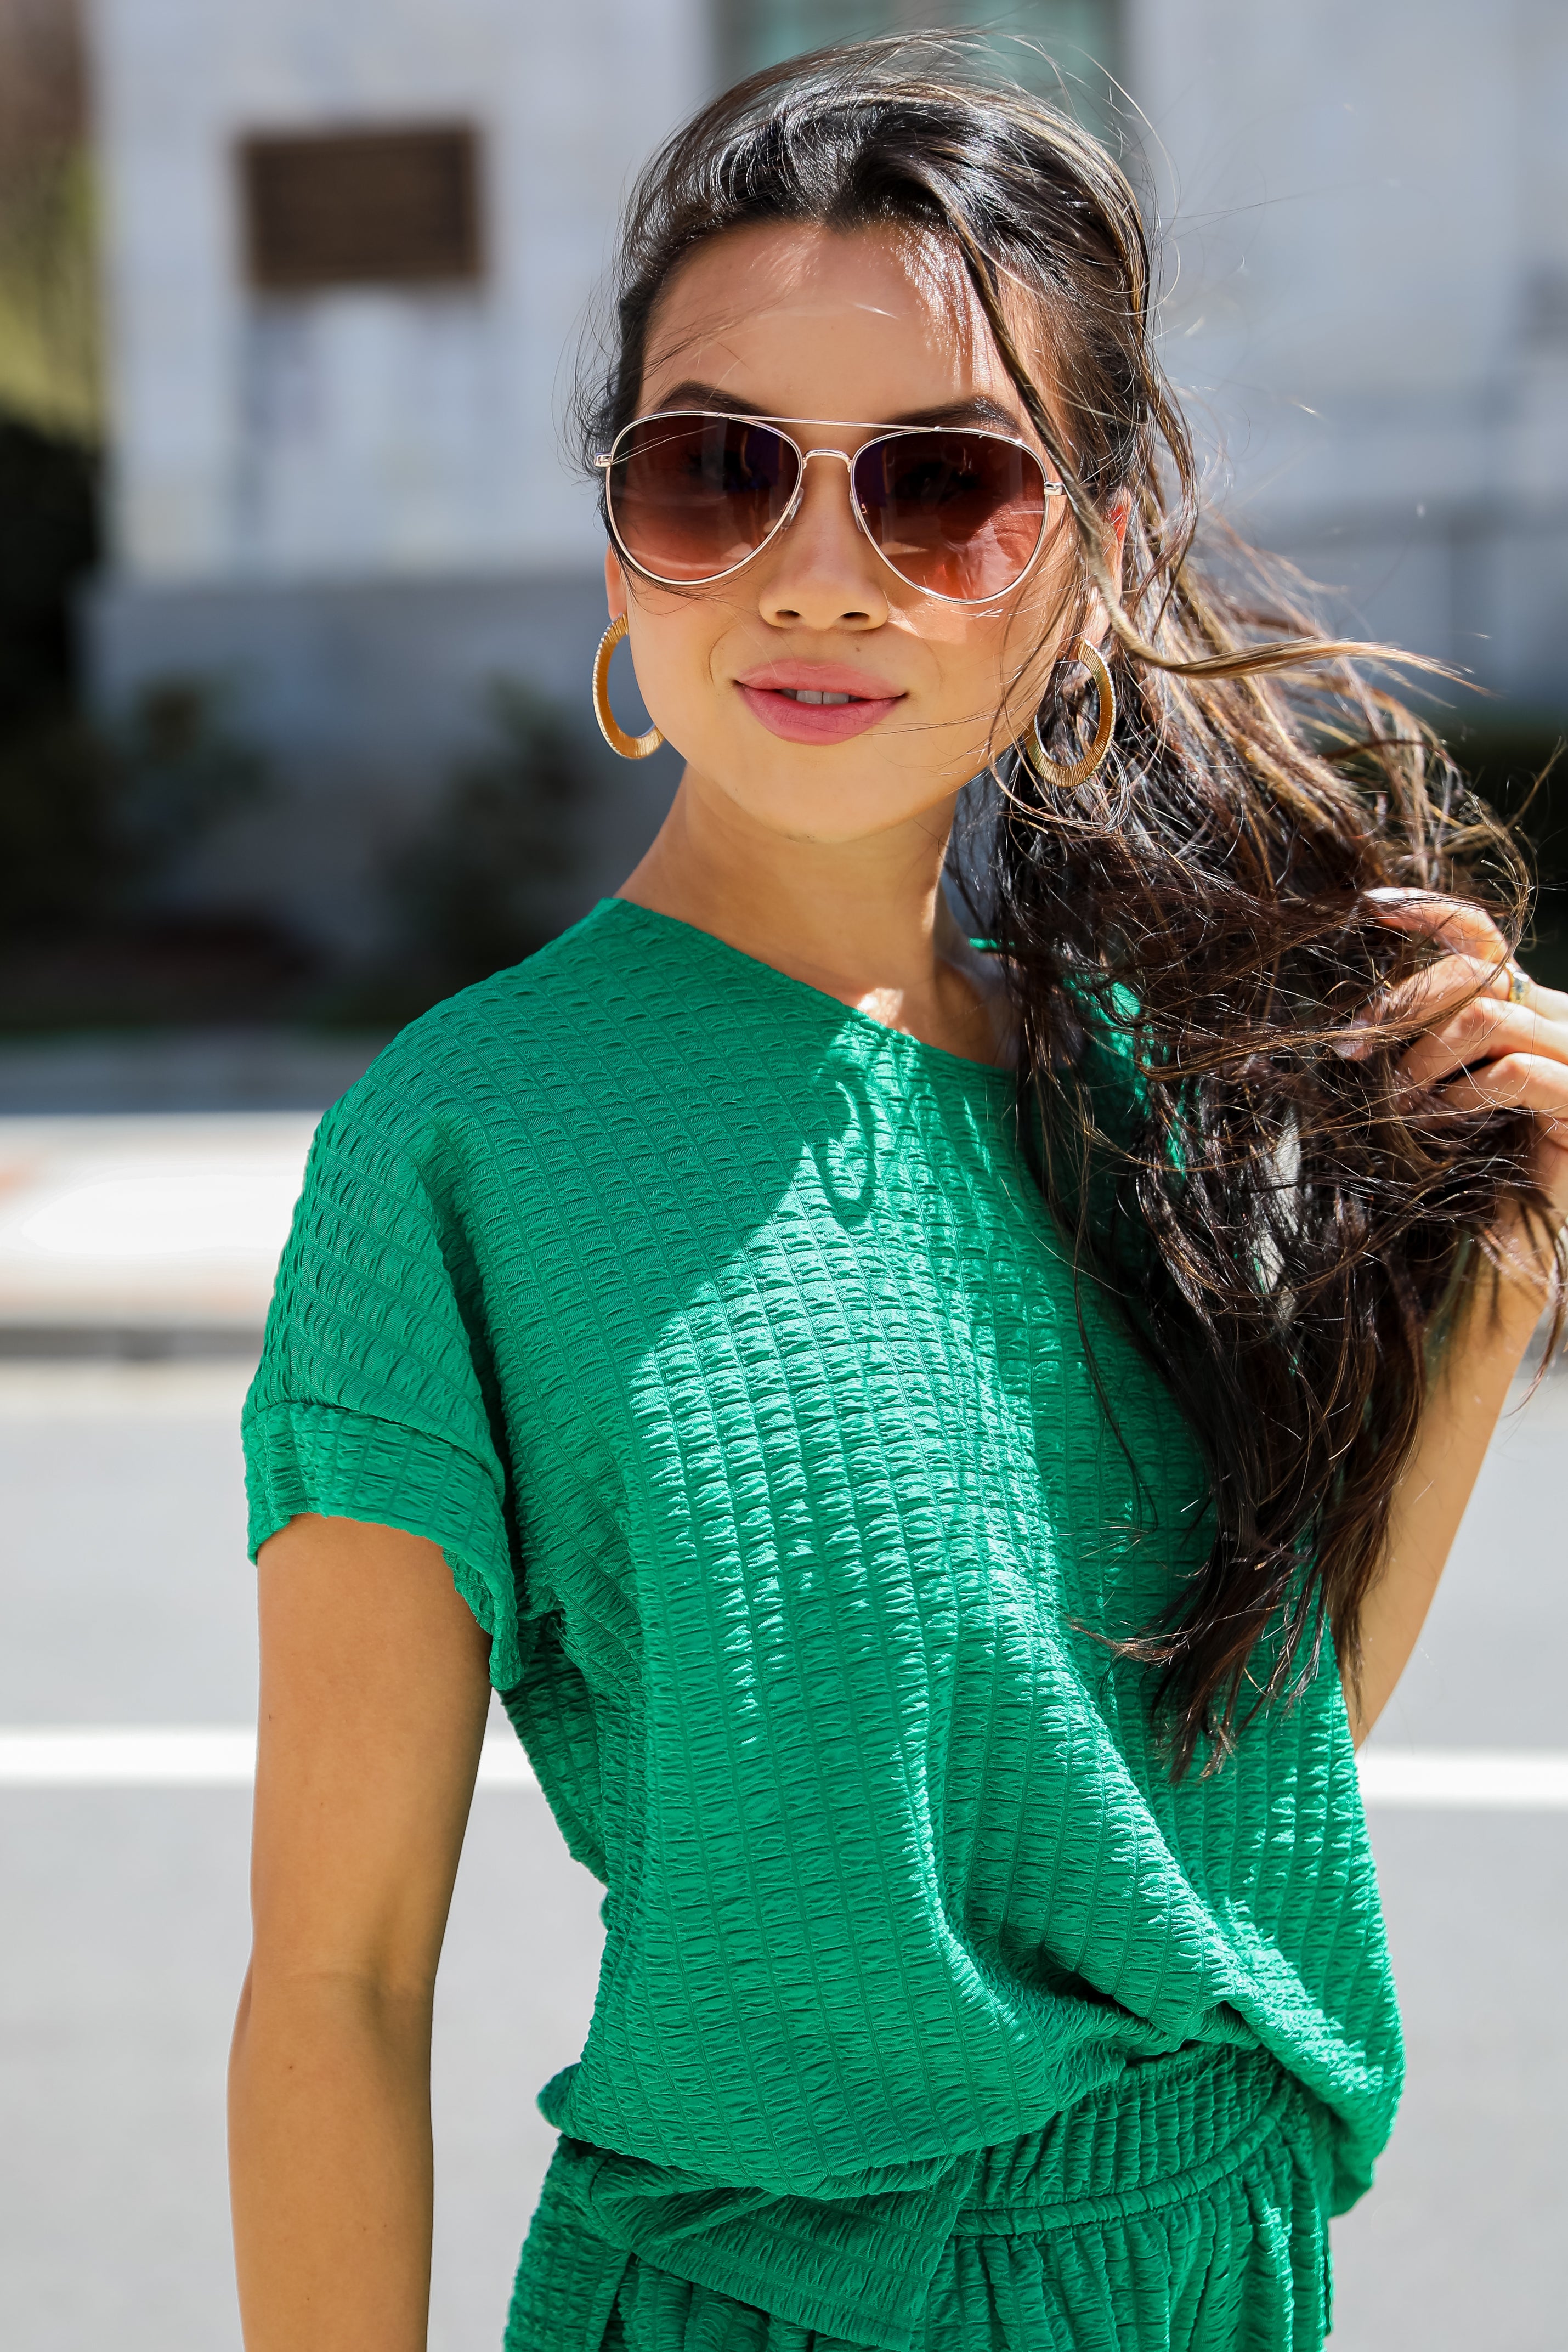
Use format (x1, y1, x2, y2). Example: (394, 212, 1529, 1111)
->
(772, 444, 874, 556)
(793, 445, 856, 508)
(791, 443, 873, 545)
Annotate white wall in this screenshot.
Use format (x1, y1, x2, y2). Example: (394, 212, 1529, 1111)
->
(87, 0, 706, 584)
(1129, 0, 1568, 701)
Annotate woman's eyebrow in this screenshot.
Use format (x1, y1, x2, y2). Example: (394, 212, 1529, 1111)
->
(647, 383, 1029, 435)
(886, 395, 1027, 434)
(650, 383, 769, 416)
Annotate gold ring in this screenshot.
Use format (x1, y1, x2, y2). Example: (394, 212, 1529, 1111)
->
(1507, 963, 1531, 1005)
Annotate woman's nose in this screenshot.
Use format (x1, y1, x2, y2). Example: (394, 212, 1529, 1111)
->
(756, 449, 890, 631)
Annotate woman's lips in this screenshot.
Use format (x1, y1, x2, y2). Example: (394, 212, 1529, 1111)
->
(737, 677, 904, 744)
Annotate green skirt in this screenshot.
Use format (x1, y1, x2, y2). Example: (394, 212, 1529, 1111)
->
(505, 2045, 1335, 2352)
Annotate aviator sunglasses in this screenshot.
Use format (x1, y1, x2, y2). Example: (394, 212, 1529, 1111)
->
(594, 410, 1065, 604)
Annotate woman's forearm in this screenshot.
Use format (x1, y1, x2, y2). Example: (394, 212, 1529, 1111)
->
(229, 1964, 437, 2351)
(1346, 1262, 1544, 1747)
(234, 1516, 491, 2349)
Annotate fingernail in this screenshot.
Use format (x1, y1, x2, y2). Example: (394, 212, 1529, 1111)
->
(1363, 886, 1423, 904)
(1330, 1029, 1373, 1059)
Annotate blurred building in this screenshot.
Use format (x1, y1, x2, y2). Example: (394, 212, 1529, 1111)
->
(80, 0, 1568, 962)
(1137, 0, 1568, 722)
(83, 0, 706, 960)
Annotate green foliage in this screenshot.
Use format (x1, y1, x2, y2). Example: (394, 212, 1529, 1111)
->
(0, 144, 100, 440)
(0, 678, 267, 936)
(0, 709, 100, 930)
(388, 679, 579, 987)
(0, 0, 101, 439)
(107, 678, 268, 881)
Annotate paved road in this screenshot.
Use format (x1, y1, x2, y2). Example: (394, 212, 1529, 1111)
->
(1, 1360, 1563, 2350)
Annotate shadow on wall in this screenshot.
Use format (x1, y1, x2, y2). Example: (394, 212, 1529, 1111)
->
(385, 682, 581, 992)
(343, 677, 642, 1026)
(80, 569, 682, 1026)
(0, 663, 680, 1034)
(0, 670, 280, 1029)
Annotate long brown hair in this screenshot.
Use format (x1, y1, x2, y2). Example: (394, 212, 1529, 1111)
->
(576, 35, 1562, 1773)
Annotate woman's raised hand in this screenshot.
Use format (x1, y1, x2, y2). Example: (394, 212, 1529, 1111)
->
(1335, 890, 1567, 1740)
(1339, 890, 1568, 1232)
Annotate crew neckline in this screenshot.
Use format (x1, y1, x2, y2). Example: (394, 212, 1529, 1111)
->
(597, 896, 1017, 1090)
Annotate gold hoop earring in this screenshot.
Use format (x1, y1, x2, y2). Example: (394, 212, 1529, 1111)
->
(592, 614, 663, 760)
(1029, 636, 1116, 789)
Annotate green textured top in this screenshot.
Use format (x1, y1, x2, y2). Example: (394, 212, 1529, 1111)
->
(244, 896, 1401, 2337)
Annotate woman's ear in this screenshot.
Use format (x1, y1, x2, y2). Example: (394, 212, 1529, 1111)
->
(604, 544, 629, 621)
(1077, 490, 1133, 654)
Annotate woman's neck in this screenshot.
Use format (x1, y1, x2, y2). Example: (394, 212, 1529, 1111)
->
(617, 770, 1008, 1067)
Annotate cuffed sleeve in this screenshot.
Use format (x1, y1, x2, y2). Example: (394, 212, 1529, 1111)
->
(241, 1081, 531, 1689)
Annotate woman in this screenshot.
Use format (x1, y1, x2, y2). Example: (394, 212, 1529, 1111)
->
(229, 41, 1567, 2352)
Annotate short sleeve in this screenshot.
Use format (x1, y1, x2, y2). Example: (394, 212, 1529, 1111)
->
(242, 1086, 529, 1690)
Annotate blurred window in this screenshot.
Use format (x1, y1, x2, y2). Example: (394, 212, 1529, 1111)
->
(714, 1, 1121, 117)
(239, 126, 483, 293)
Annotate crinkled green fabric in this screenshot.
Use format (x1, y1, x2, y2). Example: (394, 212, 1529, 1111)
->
(508, 2043, 1337, 2352)
(243, 896, 1400, 2347)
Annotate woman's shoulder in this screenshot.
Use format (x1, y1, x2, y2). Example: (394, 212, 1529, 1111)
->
(321, 899, 655, 1160)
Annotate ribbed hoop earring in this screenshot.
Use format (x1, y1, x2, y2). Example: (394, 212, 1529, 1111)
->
(1028, 636, 1116, 790)
(592, 614, 663, 760)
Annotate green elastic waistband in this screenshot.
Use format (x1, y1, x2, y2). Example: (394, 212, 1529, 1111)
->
(954, 2045, 1320, 2236)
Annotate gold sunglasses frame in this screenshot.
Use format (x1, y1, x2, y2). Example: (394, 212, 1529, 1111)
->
(593, 410, 1066, 606)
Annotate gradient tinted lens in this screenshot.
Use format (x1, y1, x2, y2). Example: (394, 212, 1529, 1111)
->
(852, 431, 1049, 598)
(608, 415, 800, 582)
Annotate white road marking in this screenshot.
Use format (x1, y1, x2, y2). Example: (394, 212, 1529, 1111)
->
(0, 1361, 256, 1415)
(18, 1161, 305, 1263)
(0, 1731, 1563, 1805)
(1354, 1748, 1568, 1809)
(0, 1727, 536, 1789)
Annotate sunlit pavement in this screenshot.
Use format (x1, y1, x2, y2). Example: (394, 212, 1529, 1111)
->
(0, 1113, 1564, 2349)
(0, 1115, 313, 1341)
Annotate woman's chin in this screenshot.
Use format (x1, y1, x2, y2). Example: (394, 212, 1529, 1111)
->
(727, 774, 954, 847)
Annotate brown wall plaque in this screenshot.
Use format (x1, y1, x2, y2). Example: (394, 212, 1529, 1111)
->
(239, 124, 483, 291)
